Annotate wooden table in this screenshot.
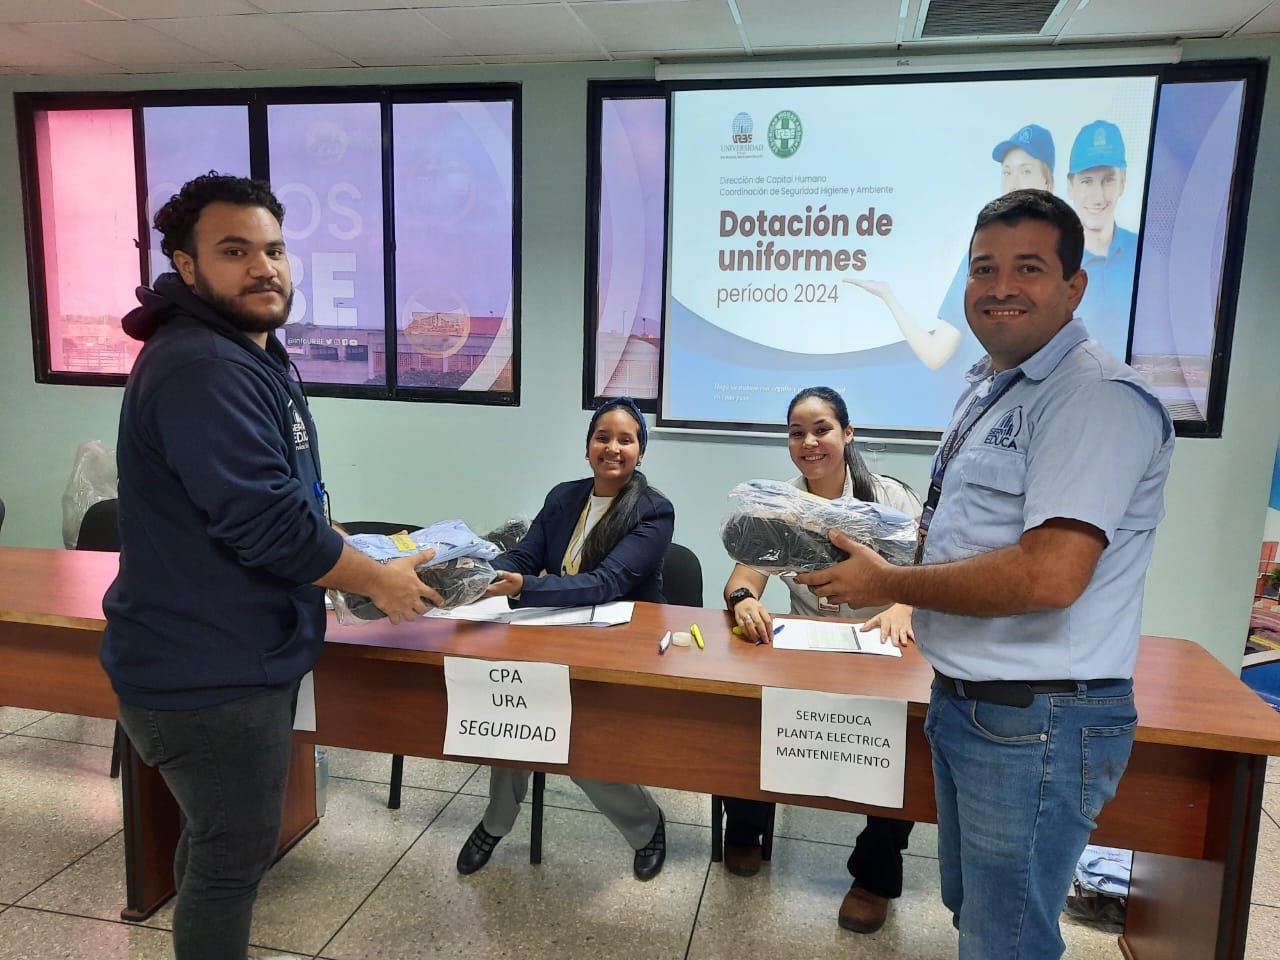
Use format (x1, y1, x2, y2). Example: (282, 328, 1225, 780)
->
(0, 547, 319, 921)
(2, 547, 1279, 959)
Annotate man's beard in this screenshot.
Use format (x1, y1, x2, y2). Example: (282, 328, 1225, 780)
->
(192, 271, 295, 335)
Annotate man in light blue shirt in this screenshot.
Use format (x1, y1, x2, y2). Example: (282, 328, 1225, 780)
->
(797, 190, 1173, 960)
(1068, 120, 1139, 359)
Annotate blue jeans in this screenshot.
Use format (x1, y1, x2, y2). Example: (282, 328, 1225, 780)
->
(924, 678, 1136, 960)
(116, 682, 299, 960)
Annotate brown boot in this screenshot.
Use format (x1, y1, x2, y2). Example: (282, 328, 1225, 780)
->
(838, 884, 889, 934)
(723, 842, 763, 877)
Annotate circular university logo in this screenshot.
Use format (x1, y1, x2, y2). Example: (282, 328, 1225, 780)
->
(731, 111, 753, 137)
(767, 110, 803, 158)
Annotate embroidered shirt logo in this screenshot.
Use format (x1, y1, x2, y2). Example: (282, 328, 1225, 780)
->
(983, 405, 1023, 450)
(289, 401, 311, 452)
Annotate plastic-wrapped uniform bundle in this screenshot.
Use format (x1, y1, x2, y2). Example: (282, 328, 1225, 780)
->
(329, 519, 501, 624)
(483, 517, 531, 553)
(719, 479, 918, 574)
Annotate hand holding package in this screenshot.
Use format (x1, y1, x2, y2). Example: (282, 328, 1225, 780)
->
(719, 479, 917, 574)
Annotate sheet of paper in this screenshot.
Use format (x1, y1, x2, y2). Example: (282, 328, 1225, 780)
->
(760, 686, 907, 807)
(428, 597, 634, 627)
(293, 671, 316, 732)
(443, 658, 571, 764)
(771, 618, 902, 657)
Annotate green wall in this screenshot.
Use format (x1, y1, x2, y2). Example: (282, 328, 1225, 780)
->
(1, 43, 1277, 669)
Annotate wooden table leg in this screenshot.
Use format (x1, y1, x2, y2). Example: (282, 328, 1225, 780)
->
(118, 736, 181, 921)
(1119, 753, 1266, 960)
(119, 733, 319, 922)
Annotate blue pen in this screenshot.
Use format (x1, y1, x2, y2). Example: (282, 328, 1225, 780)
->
(756, 622, 785, 645)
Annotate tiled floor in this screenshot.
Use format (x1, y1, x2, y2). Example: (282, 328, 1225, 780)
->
(0, 713, 1277, 959)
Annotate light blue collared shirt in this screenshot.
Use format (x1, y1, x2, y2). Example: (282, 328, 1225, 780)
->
(915, 319, 1174, 682)
(1076, 225, 1138, 360)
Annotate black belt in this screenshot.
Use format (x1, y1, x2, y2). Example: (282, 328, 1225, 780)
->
(933, 671, 1126, 708)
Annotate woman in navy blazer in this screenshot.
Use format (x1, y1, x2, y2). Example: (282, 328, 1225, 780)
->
(456, 397, 673, 881)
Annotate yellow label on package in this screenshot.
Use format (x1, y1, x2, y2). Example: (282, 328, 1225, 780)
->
(391, 533, 416, 552)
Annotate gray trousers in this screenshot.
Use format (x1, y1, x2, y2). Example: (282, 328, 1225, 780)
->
(483, 766, 662, 850)
(116, 682, 298, 960)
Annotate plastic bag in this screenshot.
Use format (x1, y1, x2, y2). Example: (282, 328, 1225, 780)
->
(483, 517, 531, 553)
(62, 441, 117, 549)
(332, 556, 497, 622)
(719, 479, 918, 574)
(328, 519, 501, 624)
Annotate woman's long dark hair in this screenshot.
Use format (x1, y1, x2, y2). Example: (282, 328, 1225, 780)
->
(580, 470, 656, 572)
(580, 399, 661, 572)
(787, 386, 877, 503)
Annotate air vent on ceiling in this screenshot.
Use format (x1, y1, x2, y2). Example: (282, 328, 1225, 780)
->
(919, 0, 1061, 39)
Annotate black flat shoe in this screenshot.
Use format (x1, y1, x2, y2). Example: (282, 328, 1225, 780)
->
(633, 810, 666, 881)
(457, 822, 501, 875)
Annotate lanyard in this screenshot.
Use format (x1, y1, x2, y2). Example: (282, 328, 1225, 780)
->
(915, 371, 1023, 562)
(562, 500, 593, 576)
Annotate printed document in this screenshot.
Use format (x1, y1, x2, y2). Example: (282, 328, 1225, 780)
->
(771, 618, 902, 657)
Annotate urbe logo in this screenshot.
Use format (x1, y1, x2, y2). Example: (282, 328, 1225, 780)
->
(731, 112, 754, 144)
(768, 110, 803, 158)
(983, 406, 1023, 450)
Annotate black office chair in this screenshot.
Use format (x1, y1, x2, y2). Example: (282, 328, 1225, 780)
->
(525, 542, 703, 864)
(339, 520, 423, 810)
(74, 500, 125, 778)
(76, 498, 120, 552)
(660, 542, 702, 608)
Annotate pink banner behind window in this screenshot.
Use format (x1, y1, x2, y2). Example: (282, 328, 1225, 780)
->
(35, 109, 142, 375)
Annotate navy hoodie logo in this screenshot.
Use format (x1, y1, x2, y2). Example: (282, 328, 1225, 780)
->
(289, 400, 311, 452)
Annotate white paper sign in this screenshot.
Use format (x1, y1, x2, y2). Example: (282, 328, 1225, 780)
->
(760, 687, 907, 808)
(293, 671, 316, 732)
(443, 657, 571, 764)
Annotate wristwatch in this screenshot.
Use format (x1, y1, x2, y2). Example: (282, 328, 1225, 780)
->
(727, 587, 756, 611)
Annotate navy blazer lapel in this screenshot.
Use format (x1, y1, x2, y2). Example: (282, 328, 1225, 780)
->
(546, 477, 594, 572)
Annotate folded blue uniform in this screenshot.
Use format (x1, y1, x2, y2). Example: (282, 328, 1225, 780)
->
(332, 520, 501, 621)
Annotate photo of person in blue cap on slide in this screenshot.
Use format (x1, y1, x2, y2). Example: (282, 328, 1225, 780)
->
(1066, 120, 1137, 358)
(848, 123, 1055, 370)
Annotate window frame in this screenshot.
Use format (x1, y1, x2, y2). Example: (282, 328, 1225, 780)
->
(582, 79, 666, 413)
(16, 84, 522, 406)
(1141, 59, 1268, 439)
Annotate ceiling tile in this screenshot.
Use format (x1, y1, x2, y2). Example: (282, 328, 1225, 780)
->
(280, 9, 461, 63)
(1238, 2, 1280, 34)
(125, 60, 244, 73)
(20, 19, 222, 64)
(250, 0, 413, 10)
(0, 21, 114, 68)
(1059, 0, 1262, 38)
(96, 0, 260, 16)
(736, 0, 900, 49)
(0, 1, 118, 22)
(144, 13, 356, 68)
(479, 51, 610, 62)
(360, 54, 482, 65)
(571, 0, 739, 53)
(419, 3, 605, 56)
(611, 45, 740, 59)
(411, 1, 567, 7)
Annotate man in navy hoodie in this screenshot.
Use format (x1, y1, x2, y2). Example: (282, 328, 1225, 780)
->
(102, 174, 441, 960)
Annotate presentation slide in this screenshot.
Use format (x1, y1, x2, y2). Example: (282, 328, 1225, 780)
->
(662, 75, 1157, 435)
